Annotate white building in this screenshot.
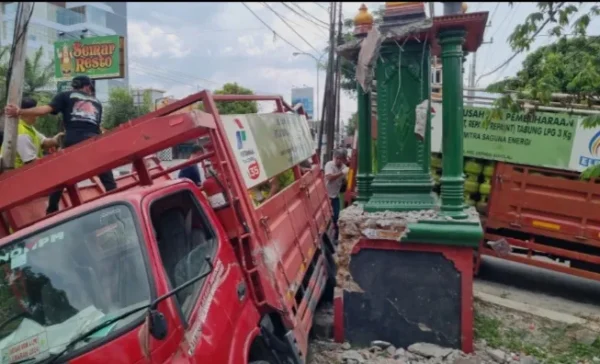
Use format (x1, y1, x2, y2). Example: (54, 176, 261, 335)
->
(0, 2, 128, 103)
(132, 88, 166, 110)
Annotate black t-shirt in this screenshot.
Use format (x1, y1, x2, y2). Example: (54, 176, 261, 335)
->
(49, 90, 103, 136)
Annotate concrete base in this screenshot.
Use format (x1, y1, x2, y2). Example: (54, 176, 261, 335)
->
(334, 205, 478, 353)
(334, 240, 474, 353)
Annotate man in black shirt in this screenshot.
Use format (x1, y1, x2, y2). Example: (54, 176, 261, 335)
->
(4, 75, 117, 214)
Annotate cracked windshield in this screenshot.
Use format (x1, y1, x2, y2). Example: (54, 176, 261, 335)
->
(0, 205, 150, 363)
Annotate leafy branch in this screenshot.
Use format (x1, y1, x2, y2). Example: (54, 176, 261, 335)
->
(483, 3, 600, 179)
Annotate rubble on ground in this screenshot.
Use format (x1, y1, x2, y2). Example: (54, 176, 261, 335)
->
(307, 339, 545, 364)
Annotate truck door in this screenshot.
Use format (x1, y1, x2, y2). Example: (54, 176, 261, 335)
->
(144, 187, 250, 363)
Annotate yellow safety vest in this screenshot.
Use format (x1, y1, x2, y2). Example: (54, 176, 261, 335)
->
(0, 119, 43, 169)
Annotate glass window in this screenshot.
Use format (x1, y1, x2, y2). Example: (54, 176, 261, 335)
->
(86, 6, 107, 28)
(150, 190, 216, 318)
(3, 3, 17, 15)
(0, 204, 151, 362)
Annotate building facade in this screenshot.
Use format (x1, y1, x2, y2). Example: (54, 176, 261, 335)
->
(0, 2, 128, 103)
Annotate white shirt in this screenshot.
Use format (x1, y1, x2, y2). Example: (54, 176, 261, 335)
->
(324, 160, 348, 199)
(16, 128, 48, 164)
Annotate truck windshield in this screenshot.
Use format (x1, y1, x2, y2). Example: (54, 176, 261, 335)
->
(0, 204, 150, 363)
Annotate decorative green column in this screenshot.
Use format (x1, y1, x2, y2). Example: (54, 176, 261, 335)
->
(356, 83, 373, 203)
(364, 42, 436, 212)
(438, 29, 468, 219)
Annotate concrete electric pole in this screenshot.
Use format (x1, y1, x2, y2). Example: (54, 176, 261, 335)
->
(1, 2, 33, 172)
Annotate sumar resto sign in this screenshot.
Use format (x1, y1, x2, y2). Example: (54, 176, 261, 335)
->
(54, 35, 125, 81)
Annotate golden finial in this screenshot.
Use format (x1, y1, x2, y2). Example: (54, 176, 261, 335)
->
(461, 2, 468, 13)
(354, 4, 374, 26)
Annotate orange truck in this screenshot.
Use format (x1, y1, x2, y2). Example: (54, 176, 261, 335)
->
(0, 92, 335, 364)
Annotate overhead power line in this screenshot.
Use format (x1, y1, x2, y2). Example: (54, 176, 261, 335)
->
(242, 2, 310, 55)
(261, 2, 321, 55)
(271, 3, 327, 37)
(313, 2, 328, 12)
(279, 2, 329, 30)
(476, 14, 556, 85)
(288, 2, 329, 27)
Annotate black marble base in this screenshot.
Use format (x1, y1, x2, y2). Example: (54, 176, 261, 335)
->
(343, 249, 462, 349)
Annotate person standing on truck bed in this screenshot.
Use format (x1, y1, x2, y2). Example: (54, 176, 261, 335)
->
(4, 75, 117, 214)
(0, 97, 63, 168)
(325, 149, 349, 240)
(178, 144, 204, 186)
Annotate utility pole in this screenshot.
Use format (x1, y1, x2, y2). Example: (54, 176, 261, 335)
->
(1, 2, 33, 172)
(319, 1, 338, 165)
(334, 2, 343, 147)
(467, 52, 476, 106)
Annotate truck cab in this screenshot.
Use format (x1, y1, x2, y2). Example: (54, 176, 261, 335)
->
(0, 92, 335, 364)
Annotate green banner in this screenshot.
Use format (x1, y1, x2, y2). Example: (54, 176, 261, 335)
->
(462, 107, 577, 169)
(57, 80, 72, 93)
(54, 35, 124, 81)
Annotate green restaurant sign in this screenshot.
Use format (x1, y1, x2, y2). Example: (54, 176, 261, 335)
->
(54, 35, 125, 81)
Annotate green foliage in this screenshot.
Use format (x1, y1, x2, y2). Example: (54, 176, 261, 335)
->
(213, 82, 258, 115)
(103, 88, 152, 130)
(23, 47, 54, 98)
(0, 46, 54, 112)
(346, 112, 358, 136)
(488, 13, 600, 179)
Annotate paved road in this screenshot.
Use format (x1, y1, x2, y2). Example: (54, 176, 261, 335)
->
(476, 256, 600, 319)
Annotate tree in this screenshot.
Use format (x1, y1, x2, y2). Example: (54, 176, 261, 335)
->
(103, 88, 139, 130)
(137, 90, 153, 117)
(23, 47, 54, 97)
(0, 46, 54, 111)
(346, 112, 358, 136)
(212, 83, 258, 115)
(488, 3, 600, 178)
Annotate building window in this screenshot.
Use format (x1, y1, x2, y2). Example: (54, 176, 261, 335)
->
(86, 6, 107, 28)
(3, 3, 17, 15)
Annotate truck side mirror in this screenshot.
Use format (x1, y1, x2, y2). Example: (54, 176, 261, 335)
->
(148, 309, 168, 340)
(145, 256, 214, 341)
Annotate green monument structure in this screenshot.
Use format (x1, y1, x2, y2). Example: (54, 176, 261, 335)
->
(333, 2, 489, 354)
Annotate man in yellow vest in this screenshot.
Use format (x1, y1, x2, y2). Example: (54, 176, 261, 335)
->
(0, 97, 62, 168)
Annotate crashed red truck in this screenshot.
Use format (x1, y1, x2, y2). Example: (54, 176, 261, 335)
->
(0, 92, 336, 364)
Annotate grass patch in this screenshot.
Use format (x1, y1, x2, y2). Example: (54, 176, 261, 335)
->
(475, 311, 600, 363)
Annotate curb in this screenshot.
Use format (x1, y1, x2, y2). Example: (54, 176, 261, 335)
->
(474, 291, 589, 326)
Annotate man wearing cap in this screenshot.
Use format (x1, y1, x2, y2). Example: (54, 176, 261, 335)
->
(324, 149, 349, 240)
(4, 75, 117, 214)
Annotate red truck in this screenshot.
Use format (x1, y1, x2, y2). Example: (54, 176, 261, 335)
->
(0, 92, 336, 364)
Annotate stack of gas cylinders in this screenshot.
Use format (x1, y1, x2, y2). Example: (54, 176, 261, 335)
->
(430, 153, 495, 214)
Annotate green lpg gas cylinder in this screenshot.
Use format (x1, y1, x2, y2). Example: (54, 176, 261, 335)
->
(463, 159, 482, 206)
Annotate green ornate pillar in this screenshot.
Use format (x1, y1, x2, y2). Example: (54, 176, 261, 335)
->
(364, 42, 436, 212)
(438, 29, 468, 219)
(356, 83, 373, 203)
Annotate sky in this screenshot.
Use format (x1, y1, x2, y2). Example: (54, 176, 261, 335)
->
(126, 2, 600, 126)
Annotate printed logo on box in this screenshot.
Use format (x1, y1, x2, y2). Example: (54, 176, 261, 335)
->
(578, 130, 600, 168)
